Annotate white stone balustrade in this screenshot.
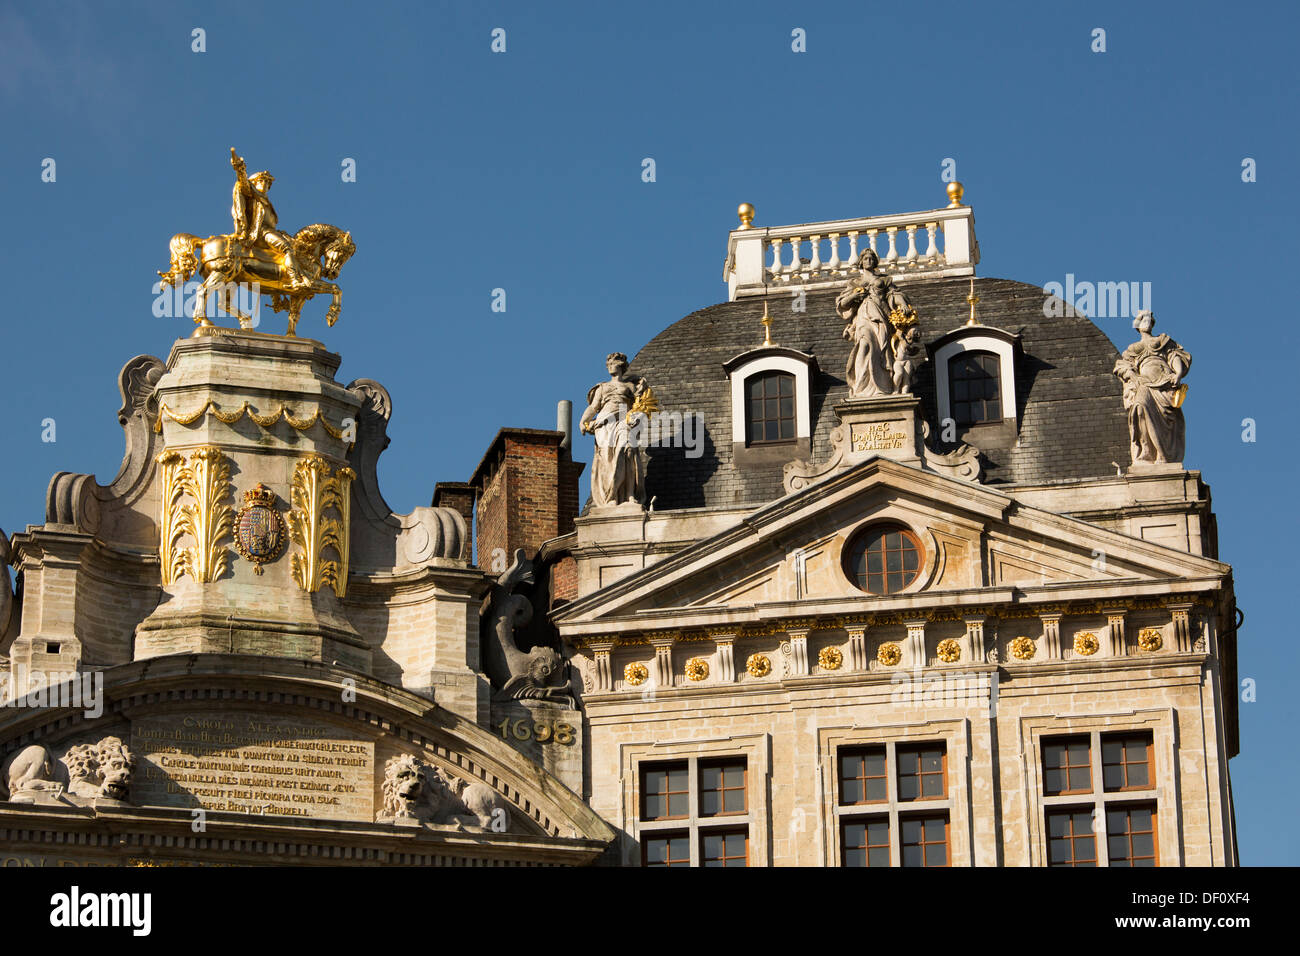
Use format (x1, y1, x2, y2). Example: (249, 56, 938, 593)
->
(724, 203, 979, 301)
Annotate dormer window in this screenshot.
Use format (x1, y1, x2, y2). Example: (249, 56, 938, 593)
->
(747, 371, 796, 444)
(949, 351, 1002, 425)
(723, 346, 817, 465)
(930, 327, 1022, 433)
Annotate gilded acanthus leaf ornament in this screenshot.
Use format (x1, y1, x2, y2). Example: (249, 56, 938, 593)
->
(157, 148, 356, 338)
(156, 446, 233, 585)
(287, 455, 356, 597)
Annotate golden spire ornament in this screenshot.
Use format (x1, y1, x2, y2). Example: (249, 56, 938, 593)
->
(760, 298, 774, 345)
(966, 278, 980, 326)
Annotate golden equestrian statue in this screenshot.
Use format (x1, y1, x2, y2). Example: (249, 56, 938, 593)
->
(158, 148, 356, 336)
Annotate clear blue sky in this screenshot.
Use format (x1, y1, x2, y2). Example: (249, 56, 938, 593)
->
(1, 0, 1295, 864)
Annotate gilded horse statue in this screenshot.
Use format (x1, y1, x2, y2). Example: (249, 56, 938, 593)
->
(158, 149, 355, 337)
(159, 224, 355, 337)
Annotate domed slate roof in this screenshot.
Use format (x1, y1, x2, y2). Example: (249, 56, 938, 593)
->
(630, 276, 1130, 511)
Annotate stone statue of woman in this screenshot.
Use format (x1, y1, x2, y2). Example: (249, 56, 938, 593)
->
(1113, 310, 1192, 465)
(579, 352, 652, 508)
(836, 249, 916, 398)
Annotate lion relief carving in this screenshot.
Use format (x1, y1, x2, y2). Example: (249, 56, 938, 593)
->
(64, 736, 134, 802)
(2, 736, 134, 806)
(377, 753, 511, 832)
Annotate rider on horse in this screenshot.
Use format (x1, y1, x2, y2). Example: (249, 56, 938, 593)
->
(230, 148, 312, 291)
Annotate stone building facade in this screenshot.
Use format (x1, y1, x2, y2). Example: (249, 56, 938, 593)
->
(0, 184, 1237, 867)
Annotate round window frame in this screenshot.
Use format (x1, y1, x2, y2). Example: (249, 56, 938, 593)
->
(842, 522, 927, 596)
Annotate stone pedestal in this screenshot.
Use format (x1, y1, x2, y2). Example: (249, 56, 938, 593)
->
(134, 330, 369, 669)
(489, 697, 585, 794)
(834, 395, 924, 468)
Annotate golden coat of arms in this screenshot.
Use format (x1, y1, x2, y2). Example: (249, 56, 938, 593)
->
(233, 484, 286, 575)
(158, 148, 356, 337)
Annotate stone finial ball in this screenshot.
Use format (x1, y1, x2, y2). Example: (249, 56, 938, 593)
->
(737, 202, 755, 228)
(946, 181, 965, 207)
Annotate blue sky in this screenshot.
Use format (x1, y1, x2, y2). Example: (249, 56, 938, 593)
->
(1, 0, 1295, 863)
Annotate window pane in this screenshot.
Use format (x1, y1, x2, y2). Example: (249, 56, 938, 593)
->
(667, 791, 688, 817)
(924, 843, 947, 866)
(700, 790, 719, 815)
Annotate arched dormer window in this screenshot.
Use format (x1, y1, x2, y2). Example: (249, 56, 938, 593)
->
(930, 327, 1022, 433)
(722, 346, 817, 465)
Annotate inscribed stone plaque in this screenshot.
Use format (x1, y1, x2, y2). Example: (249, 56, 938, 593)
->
(130, 711, 374, 821)
(851, 420, 909, 452)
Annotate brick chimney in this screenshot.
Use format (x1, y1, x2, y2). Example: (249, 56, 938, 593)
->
(470, 422, 584, 569)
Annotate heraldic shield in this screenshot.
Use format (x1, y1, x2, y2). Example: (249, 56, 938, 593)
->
(234, 482, 286, 574)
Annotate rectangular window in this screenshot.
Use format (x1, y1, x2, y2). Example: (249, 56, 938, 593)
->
(900, 813, 950, 867)
(834, 739, 953, 867)
(1042, 735, 1092, 796)
(839, 746, 888, 806)
(1102, 733, 1153, 792)
(700, 828, 748, 867)
(896, 744, 946, 801)
(1040, 729, 1159, 866)
(699, 759, 746, 816)
(1106, 804, 1158, 867)
(641, 762, 689, 821)
(643, 831, 690, 867)
(1046, 807, 1097, 867)
(638, 755, 752, 867)
(841, 816, 890, 867)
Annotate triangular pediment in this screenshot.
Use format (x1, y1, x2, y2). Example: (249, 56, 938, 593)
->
(554, 459, 1228, 635)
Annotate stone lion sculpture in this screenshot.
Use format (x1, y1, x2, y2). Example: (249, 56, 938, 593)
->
(2, 744, 63, 803)
(63, 736, 134, 803)
(377, 753, 510, 831)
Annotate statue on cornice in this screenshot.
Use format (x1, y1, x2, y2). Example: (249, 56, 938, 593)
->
(1113, 311, 1192, 466)
(579, 352, 657, 508)
(836, 249, 917, 398)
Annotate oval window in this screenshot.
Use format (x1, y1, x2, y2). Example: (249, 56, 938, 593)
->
(844, 524, 923, 595)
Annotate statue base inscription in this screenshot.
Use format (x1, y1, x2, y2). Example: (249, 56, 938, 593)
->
(130, 711, 374, 821)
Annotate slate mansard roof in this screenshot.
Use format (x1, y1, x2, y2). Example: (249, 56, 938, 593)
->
(630, 276, 1131, 511)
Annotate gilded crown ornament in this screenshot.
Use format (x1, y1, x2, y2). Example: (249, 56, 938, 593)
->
(158, 148, 356, 338)
(233, 483, 286, 575)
